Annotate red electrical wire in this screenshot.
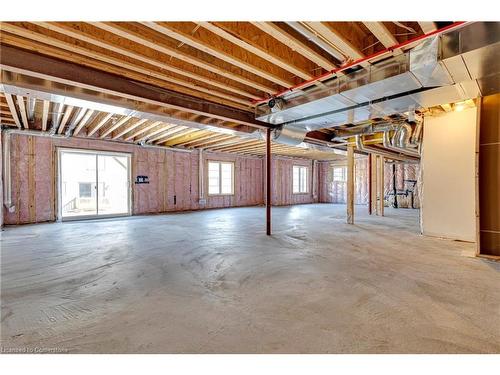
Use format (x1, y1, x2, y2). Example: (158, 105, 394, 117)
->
(251, 21, 469, 106)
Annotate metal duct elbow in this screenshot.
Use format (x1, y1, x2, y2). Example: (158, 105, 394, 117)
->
(272, 124, 308, 146)
(398, 123, 413, 148)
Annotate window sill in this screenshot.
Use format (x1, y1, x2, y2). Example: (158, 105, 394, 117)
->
(208, 194, 235, 197)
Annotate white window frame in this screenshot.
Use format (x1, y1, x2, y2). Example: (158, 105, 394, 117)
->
(332, 166, 347, 182)
(207, 160, 235, 196)
(57, 147, 132, 221)
(292, 165, 309, 194)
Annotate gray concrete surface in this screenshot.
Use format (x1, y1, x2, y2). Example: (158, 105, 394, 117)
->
(1, 204, 499, 353)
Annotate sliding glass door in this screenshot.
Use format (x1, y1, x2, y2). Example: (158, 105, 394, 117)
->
(59, 149, 131, 220)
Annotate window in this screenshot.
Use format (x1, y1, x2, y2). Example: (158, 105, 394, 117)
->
(292, 165, 308, 194)
(208, 161, 234, 195)
(333, 166, 347, 182)
(79, 182, 92, 198)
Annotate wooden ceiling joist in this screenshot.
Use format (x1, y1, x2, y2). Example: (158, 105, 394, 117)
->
(16, 95, 29, 129)
(4, 94, 21, 128)
(198, 22, 314, 81)
(251, 22, 337, 71)
(34, 22, 260, 102)
(125, 121, 163, 141)
(302, 22, 364, 61)
(57, 105, 74, 134)
(183, 134, 236, 148)
(152, 127, 193, 144)
(0, 45, 268, 132)
(362, 22, 398, 49)
(112, 118, 148, 140)
(418, 22, 437, 34)
(160, 129, 207, 147)
(100, 115, 132, 138)
(91, 22, 276, 94)
(88, 113, 113, 136)
(73, 109, 95, 136)
(140, 22, 293, 89)
(0, 23, 251, 109)
(139, 124, 180, 143)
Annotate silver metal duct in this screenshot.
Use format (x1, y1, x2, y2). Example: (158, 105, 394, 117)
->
(27, 97, 36, 122)
(272, 124, 309, 146)
(355, 134, 419, 162)
(257, 22, 500, 137)
(49, 102, 64, 135)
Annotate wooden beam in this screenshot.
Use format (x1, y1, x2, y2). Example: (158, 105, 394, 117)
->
(346, 145, 354, 224)
(5, 93, 22, 128)
(251, 22, 337, 71)
(112, 118, 148, 140)
(1, 23, 251, 109)
(124, 121, 162, 141)
(162, 129, 210, 147)
(92, 22, 276, 94)
(100, 115, 132, 138)
(41, 100, 50, 131)
(302, 22, 364, 60)
(0, 45, 267, 131)
(35, 22, 259, 101)
(57, 105, 74, 134)
(154, 127, 197, 145)
(418, 22, 437, 34)
(184, 134, 236, 148)
(88, 113, 113, 136)
(377, 155, 385, 216)
(140, 22, 293, 88)
(136, 123, 177, 142)
(161, 129, 207, 147)
(73, 109, 95, 136)
(16, 95, 29, 129)
(198, 22, 313, 81)
(362, 22, 398, 48)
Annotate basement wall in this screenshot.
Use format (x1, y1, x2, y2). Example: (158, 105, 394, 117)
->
(2, 133, 325, 225)
(421, 107, 477, 242)
(272, 157, 319, 206)
(319, 158, 421, 208)
(318, 158, 369, 204)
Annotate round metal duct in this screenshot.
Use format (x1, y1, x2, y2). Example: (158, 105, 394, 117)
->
(272, 124, 309, 146)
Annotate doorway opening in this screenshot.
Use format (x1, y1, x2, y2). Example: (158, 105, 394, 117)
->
(58, 148, 131, 221)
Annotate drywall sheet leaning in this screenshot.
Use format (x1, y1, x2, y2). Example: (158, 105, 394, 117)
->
(421, 107, 477, 242)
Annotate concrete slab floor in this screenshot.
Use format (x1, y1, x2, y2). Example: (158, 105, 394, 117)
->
(1, 204, 499, 353)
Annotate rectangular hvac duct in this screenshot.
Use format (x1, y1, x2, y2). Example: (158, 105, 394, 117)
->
(257, 22, 500, 138)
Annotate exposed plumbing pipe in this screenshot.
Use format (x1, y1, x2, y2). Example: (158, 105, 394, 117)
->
(286, 22, 346, 62)
(252, 21, 468, 105)
(3, 130, 14, 212)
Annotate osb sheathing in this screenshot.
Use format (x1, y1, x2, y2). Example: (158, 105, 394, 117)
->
(3, 134, 322, 225)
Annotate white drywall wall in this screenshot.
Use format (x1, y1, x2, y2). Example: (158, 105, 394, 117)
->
(421, 107, 477, 242)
